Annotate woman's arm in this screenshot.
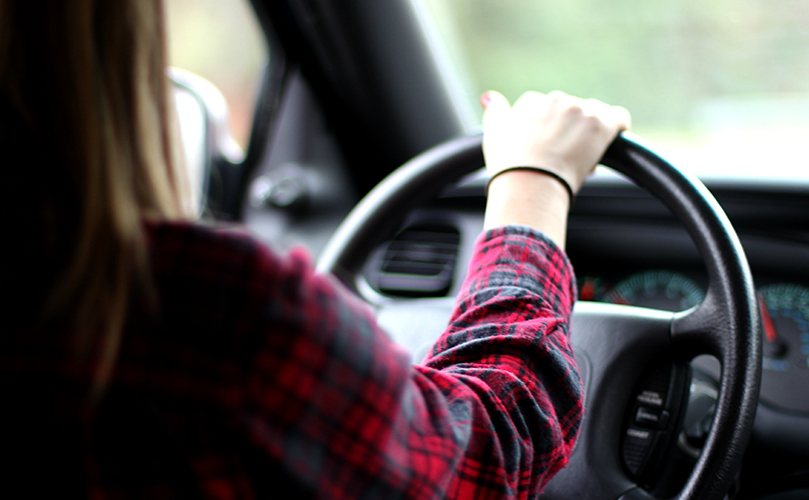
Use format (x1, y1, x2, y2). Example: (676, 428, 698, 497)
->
(420, 226, 578, 497)
(237, 91, 629, 499)
(413, 91, 630, 495)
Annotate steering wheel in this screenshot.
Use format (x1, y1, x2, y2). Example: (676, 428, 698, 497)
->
(316, 133, 761, 500)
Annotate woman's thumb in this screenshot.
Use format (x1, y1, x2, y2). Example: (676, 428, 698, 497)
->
(481, 91, 510, 137)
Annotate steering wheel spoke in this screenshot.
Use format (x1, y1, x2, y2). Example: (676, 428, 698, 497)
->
(540, 302, 674, 499)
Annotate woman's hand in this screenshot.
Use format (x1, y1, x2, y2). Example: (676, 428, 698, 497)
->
(481, 91, 630, 248)
(482, 90, 630, 195)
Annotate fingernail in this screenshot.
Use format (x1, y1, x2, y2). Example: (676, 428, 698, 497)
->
(481, 92, 492, 109)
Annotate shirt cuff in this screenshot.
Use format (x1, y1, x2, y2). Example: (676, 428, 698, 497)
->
(467, 224, 577, 315)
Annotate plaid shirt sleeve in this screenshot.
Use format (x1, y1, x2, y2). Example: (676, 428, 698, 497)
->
(245, 224, 582, 499)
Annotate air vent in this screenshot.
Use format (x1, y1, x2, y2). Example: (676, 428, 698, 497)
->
(378, 224, 460, 297)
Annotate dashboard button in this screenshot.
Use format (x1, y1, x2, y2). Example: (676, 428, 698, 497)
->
(637, 390, 664, 406)
(623, 427, 656, 476)
(635, 406, 670, 429)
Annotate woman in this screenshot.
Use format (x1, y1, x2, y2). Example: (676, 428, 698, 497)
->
(1, 0, 629, 498)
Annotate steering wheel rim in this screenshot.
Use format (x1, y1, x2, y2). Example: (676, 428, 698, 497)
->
(317, 133, 761, 500)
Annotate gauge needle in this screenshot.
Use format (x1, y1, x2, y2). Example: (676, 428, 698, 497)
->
(758, 293, 777, 343)
(611, 292, 631, 306)
(581, 279, 597, 301)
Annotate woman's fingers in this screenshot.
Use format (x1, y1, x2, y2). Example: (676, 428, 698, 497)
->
(613, 105, 632, 132)
(481, 90, 511, 137)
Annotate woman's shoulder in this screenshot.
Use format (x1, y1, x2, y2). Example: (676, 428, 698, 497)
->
(142, 219, 314, 295)
(136, 219, 345, 353)
(139, 219, 312, 333)
(144, 219, 265, 255)
(144, 218, 308, 264)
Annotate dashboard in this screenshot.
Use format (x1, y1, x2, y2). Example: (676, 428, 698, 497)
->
(359, 170, 809, 497)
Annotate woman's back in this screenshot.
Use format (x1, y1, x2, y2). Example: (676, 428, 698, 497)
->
(3, 220, 582, 498)
(3, 221, 322, 497)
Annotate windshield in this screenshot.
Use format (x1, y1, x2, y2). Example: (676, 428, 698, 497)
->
(418, 0, 809, 182)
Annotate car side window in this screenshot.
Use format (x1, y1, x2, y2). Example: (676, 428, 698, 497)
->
(166, 0, 269, 152)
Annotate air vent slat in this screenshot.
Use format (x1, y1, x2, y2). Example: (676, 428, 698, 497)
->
(382, 262, 447, 276)
(378, 224, 460, 297)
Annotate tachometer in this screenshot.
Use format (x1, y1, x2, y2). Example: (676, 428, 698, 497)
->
(758, 284, 809, 414)
(608, 270, 705, 312)
(578, 275, 609, 302)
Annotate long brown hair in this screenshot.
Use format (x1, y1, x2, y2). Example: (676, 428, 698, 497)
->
(0, 0, 187, 400)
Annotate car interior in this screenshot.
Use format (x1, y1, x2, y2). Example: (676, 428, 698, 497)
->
(173, 0, 809, 498)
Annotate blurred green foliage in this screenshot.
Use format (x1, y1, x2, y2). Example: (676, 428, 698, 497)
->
(423, 0, 809, 137)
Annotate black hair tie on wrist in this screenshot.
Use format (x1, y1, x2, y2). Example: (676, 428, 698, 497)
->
(486, 166, 575, 203)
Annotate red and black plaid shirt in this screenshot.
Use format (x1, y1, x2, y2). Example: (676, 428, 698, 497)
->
(4, 221, 582, 499)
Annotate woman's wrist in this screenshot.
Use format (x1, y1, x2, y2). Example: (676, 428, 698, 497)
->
(487, 166, 575, 203)
(483, 169, 570, 249)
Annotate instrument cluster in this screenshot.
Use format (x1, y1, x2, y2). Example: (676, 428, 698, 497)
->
(579, 270, 809, 414)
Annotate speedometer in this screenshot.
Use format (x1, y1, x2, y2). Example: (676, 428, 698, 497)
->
(607, 270, 705, 312)
(758, 284, 809, 414)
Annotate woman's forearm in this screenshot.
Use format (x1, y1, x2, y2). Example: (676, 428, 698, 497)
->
(483, 169, 571, 250)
